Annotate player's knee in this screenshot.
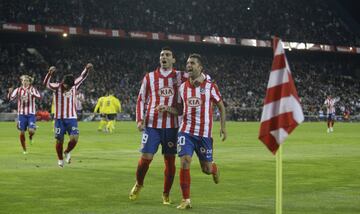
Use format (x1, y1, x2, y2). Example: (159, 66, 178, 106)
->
(180, 157, 191, 169)
(201, 166, 212, 174)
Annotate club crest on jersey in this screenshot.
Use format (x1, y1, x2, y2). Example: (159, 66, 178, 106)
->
(188, 97, 202, 107)
(158, 87, 174, 97)
(200, 88, 206, 94)
(167, 141, 174, 148)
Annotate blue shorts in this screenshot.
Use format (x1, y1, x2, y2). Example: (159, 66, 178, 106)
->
(140, 127, 178, 155)
(17, 114, 36, 131)
(54, 119, 79, 140)
(177, 132, 213, 162)
(327, 113, 335, 120)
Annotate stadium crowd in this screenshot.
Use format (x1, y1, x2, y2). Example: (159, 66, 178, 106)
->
(1, 0, 359, 46)
(1, 42, 359, 121)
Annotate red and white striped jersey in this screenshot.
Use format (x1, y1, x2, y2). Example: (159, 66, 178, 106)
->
(324, 98, 337, 114)
(136, 68, 183, 128)
(179, 80, 222, 138)
(43, 69, 89, 119)
(7, 86, 41, 115)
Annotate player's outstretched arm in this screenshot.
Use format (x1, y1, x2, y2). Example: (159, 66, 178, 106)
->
(43, 66, 59, 90)
(216, 101, 227, 141)
(155, 105, 178, 115)
(74, 63, 93, 89)
(7, 87, 17, 100)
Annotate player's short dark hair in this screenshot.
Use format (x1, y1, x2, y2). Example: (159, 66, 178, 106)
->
(188, 53, 203, 67)
(63, 74, 75, 87)
(161, 46, 173, 52)
(161, 46, 174, 58)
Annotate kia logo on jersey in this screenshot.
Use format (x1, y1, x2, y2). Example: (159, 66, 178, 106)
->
(188, 97, 202, 107)
(158, 87, 174, 97)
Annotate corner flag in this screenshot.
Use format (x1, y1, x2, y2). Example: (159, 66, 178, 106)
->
(258, 37, 304, 154)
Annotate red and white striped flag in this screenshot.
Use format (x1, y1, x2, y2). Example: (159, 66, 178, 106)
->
(258, 37, 304, 154)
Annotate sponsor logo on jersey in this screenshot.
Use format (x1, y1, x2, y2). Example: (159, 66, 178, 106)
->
(20, 95, 29, 102)
(63, 90, 73, 98)
(159, 87, 174, 97)
(188, 97, 202, 107)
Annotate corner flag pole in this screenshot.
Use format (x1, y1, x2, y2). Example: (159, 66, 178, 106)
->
(276, 145, 283, 214)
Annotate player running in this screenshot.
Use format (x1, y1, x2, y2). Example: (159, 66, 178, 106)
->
(324, 95, 339, 133)
(176, 54, 227, 209)
(7, 75, 41, 154)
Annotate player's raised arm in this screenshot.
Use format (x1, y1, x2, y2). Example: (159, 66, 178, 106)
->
(43, 66, 59, 90)
(75, 63, 93, 89)
(7, 87, 18, 100)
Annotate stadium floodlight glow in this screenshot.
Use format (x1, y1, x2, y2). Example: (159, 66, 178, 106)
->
(62, 33, 68, 38)
(247, 7, 250, 10)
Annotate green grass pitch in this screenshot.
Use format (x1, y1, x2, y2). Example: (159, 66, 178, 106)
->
(0, 121, 359, 214)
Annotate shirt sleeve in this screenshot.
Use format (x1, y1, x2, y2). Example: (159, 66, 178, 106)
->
(210, 83, 222, 103)
(136, 74, 149, 122)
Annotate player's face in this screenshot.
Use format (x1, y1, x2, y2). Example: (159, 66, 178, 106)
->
(159, 50, 175, 69)
(186, 57, 202, 79)
(21, 78, 30, 87)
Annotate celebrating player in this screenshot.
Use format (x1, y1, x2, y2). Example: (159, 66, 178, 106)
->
(7, 75, 41, 154)
(129, 47, 182, 204)
(43, 63, 93, 167)
(176, 54, 227, 209)
(324, 95, 339, 133)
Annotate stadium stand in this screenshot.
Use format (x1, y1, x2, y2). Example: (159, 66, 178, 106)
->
(1, 0, 359, 121)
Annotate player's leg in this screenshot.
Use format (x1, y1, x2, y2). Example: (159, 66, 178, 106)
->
(106, 114, 116, 133)
(17, 115, 27, 154)
(63, 119, 80, 164)
(327, 114, 331, 133)
(129, 128, 161, 200)
(98, 114, 106, 132)
(196, 137, 219, 183)
(54, 119, 66, 167)
(28, 114, 37, 145)
(330, 114, 335, 132)
(161, 128, 178, 204)
(177, 132, 194, 209)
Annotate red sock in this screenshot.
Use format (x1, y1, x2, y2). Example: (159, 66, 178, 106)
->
(180, 168, 190, 199)
(136, 158, 152, 186)
(56, 142, 63, 160)
(64, 139, 77, 153)
(212, 162, 218, 175)
(163, 155, 176, 194)
(29, 131, 34, 140)
(19, 133, 26, 151)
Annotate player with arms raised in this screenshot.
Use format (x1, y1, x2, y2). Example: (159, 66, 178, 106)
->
(7, 75, 41, 154)
(43, 63, 93, 167)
